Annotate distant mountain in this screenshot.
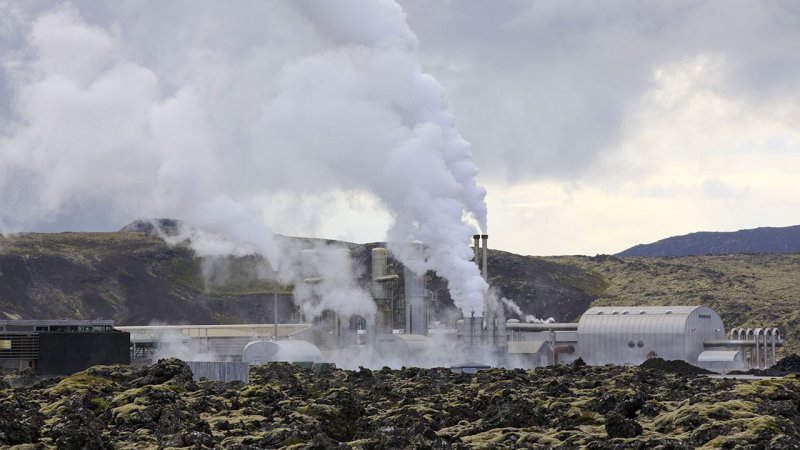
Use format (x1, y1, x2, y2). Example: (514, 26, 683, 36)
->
(616, 225, 800, 257)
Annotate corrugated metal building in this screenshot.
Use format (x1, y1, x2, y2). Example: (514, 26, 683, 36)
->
(577, 306, 726, 367)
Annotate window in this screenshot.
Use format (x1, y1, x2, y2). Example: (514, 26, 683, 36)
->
(0, 340, 11, 350)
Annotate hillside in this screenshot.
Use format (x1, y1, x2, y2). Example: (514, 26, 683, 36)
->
(0, 229, 599, 328)
(0, 231, 294, 325)
(617, 225, 800, 256)
(1, 229, 799, 354)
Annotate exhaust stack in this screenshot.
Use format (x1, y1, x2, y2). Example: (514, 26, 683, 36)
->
(481, 235, 488, 280)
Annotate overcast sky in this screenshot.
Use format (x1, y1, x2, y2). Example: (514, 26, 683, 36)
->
(1, 1, 799, 256)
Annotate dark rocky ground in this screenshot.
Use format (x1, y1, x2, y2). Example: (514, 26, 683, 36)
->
(2, 358, 800, 449)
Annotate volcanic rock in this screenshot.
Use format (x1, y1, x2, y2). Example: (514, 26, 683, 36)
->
(2, 359, 800, 448)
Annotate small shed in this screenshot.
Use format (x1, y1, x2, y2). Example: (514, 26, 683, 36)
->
(507, 340, 552, 368)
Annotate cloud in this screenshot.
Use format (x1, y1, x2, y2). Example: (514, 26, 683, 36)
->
(399, 0, 800, 183)
(1, 0, 799, 260)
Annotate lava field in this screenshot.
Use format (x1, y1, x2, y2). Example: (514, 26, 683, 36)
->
(2, 357, 800, 449)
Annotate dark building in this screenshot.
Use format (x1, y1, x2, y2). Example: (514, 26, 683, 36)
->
(0, 320, 130, 375)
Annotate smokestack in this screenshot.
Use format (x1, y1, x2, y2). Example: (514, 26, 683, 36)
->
(473, 234, 481, 268)
(481, 235, 488, 280)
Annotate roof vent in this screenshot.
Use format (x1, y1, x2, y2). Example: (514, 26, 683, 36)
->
(665, 310, 672, 315)
(639, 311, 646, 315)
(597, 311, 604, 315)
(612, 311, 619, 315)
(622, 311, 629, 315)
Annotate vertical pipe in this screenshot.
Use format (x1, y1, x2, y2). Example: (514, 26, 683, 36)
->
(472, 316, 484, 345)
(481, 235, 489, 347)
(481, 235, 489, 280)
(772, 329, 778, 367)
(764, 329, 770, 368)
(273, 290, 278, 339)
(754, 328, 762, 369)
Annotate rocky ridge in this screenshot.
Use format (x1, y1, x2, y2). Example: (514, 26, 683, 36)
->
(1, 358, 800, 449)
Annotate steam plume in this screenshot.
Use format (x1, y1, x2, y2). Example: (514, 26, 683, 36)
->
(0, 1, 488, 316)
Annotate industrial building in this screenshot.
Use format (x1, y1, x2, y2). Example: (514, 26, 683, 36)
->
(0, 320, 130, 374)
(118, 234, 783, 374)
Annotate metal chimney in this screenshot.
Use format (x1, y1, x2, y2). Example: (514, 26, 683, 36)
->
(473, 234, 481, 268)
(481, 235, 488, 280)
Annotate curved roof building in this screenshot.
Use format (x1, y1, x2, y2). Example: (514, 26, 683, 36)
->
(577, 306, 726, 366)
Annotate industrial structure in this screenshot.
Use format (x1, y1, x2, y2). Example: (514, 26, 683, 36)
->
(0, 320, 129, 374)
(117, 234, 784, 374)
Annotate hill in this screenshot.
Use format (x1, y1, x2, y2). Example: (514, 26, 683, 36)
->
(1, 228, 799, 354)
(616, 225, 800, 256)
(0, 228, 599, 328)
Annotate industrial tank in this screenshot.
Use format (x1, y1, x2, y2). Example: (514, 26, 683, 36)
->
(242, 340, 324, 365)
(577, 306, 725, 366)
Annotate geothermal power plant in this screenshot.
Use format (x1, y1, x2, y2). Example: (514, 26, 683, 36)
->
(0, 235, 783, 378)
(113, 234, 784, 376)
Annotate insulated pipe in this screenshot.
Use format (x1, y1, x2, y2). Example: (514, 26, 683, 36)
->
(765, 329, 773, 367)
(754, 328, 763, 369)
(772, 328, 780, 367)
(505, 322, 579, 331)
(703, 339, 784, 347)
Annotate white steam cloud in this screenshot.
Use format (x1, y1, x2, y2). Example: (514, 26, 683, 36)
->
(500, 297, 554, 323)
(0, 1, 488, 317)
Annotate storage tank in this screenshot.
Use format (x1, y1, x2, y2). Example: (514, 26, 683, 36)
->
(242, 340, 324, 365)
(577, 306, 726, 366)
(404, 266, 428, 335)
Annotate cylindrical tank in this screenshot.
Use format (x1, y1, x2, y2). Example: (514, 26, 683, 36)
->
(242, 340, 324, 365)
(372, 248, 388, 299)
(404, 266, 427, 335)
